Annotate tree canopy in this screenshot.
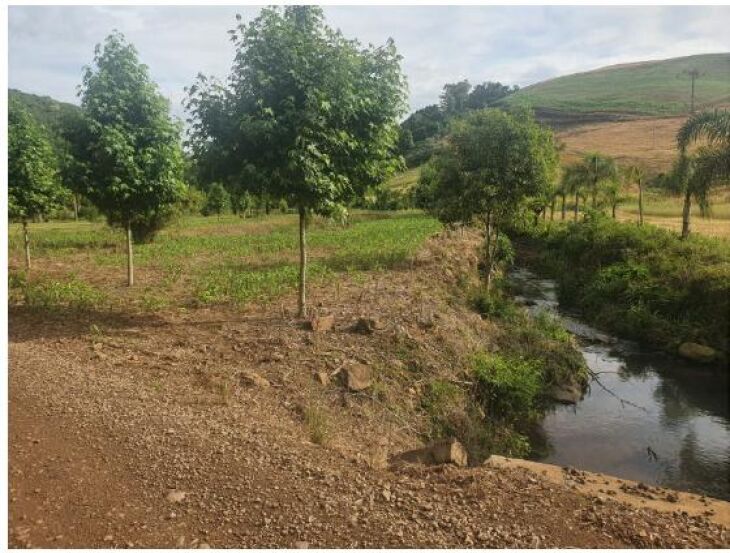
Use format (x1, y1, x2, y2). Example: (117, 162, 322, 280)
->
(8, 100, 65, 222)
(80, 31, 186, 243)
(417, 108, 558, 288)
(185, 6, 408, 315)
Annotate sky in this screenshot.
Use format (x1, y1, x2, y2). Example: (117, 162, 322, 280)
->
(8, 5, 730, 120)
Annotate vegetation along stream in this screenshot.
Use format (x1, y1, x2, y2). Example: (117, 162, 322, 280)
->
(508, 266, 730, 501)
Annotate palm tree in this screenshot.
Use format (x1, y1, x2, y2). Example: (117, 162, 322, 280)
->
(676, 110, 730, 238)
(625, 165, 647, 225)
(561, 163, 584, 221)
(581, 152, 618, 210)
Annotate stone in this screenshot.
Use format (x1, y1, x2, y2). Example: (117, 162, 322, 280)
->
(309, 314, 335, 332)
(240, 370, 270, 388)
(390, 438, 468, 468)
(351, 317, 385, 335)
(294, 541, 309, 549)
(166, 490, 187, 503)
(314, 371, 330, 386)
(678, 342, 716, 364)
(343, 364, 372, 392)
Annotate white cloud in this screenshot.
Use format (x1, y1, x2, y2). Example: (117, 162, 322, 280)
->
(9, 5, 730, 119)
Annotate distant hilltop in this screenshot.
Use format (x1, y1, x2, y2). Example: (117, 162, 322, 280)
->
(500, 53, 730, 122)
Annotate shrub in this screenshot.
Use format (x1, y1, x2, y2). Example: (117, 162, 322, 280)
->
(472, 352, 542, 422)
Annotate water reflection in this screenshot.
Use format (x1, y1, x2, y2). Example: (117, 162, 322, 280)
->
(509, 267, 730, 500)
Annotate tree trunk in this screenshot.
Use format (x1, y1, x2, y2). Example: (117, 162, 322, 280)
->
(638, 182, 644, 226)
(612, 203, 616, 219)
(484, 212, 493, 293)
(298, 207, 307, 317)
(73, 194, 79, 221)
(22, 220, 31, 272)
(126, 221, 134, 286)
(574, 192, 579, 221)
(561, 193, 566, 220)
(550, 197, 556, 221)
(681, 189, 692, 239)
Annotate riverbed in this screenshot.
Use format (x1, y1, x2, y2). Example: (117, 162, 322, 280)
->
(508, 266, 730, 501)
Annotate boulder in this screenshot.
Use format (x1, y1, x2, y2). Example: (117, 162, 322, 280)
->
(351, 317, 385, 335)
(240, 370, 270, 388)
(678, 342, 717, 364)
(309, 314, 335, 332)
(343, 364, 372, 391)
(390, 438, 468, 468)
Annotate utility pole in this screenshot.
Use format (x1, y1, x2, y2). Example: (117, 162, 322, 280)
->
(680, 68, 703, 113)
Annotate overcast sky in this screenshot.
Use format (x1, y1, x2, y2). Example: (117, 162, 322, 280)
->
(8, 5, 730, 120)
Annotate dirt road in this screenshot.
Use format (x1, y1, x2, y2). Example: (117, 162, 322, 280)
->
(9, 233, 729, 548)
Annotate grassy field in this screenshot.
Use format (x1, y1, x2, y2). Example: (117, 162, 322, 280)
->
(8, 211, 441, 312)
(556, 116, 684, 173)
(501, 53, 730, 116)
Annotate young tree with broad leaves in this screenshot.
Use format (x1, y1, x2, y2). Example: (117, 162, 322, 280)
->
(185, 6, 407, 316)
(8, 101, 66, 271)
(80, 31, 186, 286)
(625, 165, 647, 225)
(416, 108, 559, 290)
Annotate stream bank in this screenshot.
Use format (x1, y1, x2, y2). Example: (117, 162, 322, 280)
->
(507, 266, 730, 501)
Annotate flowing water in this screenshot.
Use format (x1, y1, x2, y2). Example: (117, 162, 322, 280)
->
(508, 266, 730, 500)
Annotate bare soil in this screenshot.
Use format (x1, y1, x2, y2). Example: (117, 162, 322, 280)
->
(9, 230, 729, 548)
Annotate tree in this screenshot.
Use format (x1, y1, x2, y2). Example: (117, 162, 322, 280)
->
(440, 80, 472, 116)
(561, 163, 585, 221)
(185, 6, 407, 316)
(202, 183, 230, 218)
(676, 110, 730, 238)
(80, 32, 186, 286)
(416, 108, 558, 290)
(577, 153, 618, 210)
(8, 101, 66, 271)
(625, 165, 647, 225)
(601, 173, 624, 219)
(466, 81, 518, 110)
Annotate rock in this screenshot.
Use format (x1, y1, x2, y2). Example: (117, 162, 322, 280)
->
(309, 314, 335, 332)
(678, 342, 716, 364)
(390, 438, 468, 468)
(351, 317, 385, 334)
(343, 364, 372, 392)
(549, 383, 582, 405)
(314, 371, 330, 386)
(294, 541, 309, 549)
(103, 535, 114, 542)
(198, 543, 211, 549)
(240, 370, 270, 388)
(166, 490, 187, 503)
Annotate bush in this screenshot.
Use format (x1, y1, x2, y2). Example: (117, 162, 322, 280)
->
(511, 217, 730, 356)
(472, 352, 542, 422)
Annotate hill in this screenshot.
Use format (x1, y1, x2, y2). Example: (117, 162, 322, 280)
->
(9, 89, 82, 150)
(502, 53, 730, 119)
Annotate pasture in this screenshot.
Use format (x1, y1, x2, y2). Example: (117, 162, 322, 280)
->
(8, 211, 441, 312)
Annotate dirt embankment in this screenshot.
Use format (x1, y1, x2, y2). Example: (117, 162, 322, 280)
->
(9, 230, 730, 548)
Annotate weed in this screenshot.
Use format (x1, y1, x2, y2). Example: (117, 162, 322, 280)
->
(303, 404, 331, 445)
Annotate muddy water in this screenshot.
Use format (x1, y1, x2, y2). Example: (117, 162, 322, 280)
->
(508, 267, 730, 501)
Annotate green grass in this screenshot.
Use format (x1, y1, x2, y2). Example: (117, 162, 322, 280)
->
(502, 53, 730, 116)
(512, 216, 730, 357)
(385, 167, 421, 193)
(9, 211, 441, 310)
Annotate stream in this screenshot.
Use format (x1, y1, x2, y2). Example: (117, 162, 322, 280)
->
(508, 266, 730, 501)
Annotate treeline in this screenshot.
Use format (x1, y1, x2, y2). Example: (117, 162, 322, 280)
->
(398, 80, 519, 167)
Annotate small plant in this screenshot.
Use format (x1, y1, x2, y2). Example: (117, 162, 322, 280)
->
(471, 352, 542, 422)
(303, 405, 331, 445)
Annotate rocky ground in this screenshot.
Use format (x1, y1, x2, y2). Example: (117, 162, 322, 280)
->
(9, 230, 729, 548)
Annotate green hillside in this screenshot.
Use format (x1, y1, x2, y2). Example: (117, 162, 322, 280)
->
(9, 89, 82, 151)
(502, 53, 730, 116)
